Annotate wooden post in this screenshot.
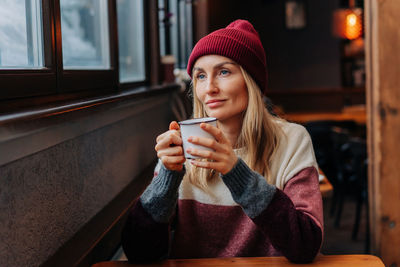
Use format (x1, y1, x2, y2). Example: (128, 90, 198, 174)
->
(148, 0, 161, 85)
(192, 0, 209, 42)
(366, 0, 400, 265)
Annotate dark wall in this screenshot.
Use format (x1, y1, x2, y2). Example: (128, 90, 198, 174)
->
(0, 91, 177, 267)
(195, 0, 342, 91)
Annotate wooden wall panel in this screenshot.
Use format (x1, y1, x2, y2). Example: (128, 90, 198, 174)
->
(367, 0, 400, 265)
(192, 0, 342, 91)
(267, 87, 365, 112)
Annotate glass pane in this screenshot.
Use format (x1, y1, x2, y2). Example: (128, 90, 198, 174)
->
(117, 0, 146, 83)
(170, 0, 178, 60)
(60, 0, 110, 69)
(158, 0, 192, 69)
(158, 0, 166, 56)
(0, 0, 44, 69)
(179, 0, 193, 69)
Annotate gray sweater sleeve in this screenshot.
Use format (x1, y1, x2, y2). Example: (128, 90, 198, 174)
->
(140, 164, 185, 223)
(221, 158, 276, 218)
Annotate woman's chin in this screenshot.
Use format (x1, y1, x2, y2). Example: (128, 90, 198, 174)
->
(205, 112, 223, 120)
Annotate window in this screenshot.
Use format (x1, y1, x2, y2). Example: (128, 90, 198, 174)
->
(0, 0, 55, 100)
(176, 0, 193, 69)
(117, 0, 146, 83)
(0, 0, 150, 101)
(158, 0, 193, 69)
(0, 0, 44, 69)
(60, 0, 110, 70)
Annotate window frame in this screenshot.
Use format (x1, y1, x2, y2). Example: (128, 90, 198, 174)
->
(0, 0, 57, 100)
(54, 0, 118, 93)
(0, 0, 151, 101)
(158, 0, 193, 69)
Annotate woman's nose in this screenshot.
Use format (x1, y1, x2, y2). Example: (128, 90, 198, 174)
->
(205, 77, 219, 94)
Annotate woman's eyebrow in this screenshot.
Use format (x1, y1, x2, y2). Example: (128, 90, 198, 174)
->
(214, 61, 237, 69)
(192, 66, 204, 73)
(193, 61, 237, 72)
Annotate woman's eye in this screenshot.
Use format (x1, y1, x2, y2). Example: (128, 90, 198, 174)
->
(196, 73, 206, 80)
(220, 69, 230, 76)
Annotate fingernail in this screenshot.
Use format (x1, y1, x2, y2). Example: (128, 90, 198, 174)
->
(187, 137, 192, 142)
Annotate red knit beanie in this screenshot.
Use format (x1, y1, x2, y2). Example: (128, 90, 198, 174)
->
(187, 19, 267, 92)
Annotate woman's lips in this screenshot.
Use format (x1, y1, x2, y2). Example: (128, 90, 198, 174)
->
(206, 99, 226, 108)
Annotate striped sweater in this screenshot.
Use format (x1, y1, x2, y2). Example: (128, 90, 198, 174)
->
(122, 121, 323, 263)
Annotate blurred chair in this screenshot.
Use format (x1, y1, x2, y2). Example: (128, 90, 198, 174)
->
(329, 127, 351, 216)
(304, 120, 354, 197)
(305, 120, 369, 253)
(334, 138, 369, 246)
(305, 121, 338, 184)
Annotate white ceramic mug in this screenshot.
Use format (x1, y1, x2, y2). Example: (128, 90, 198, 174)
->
(179, 117, 217, 159)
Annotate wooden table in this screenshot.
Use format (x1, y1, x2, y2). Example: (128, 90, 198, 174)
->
(281, 110, 366, 125)
(318, 168, 333, 198)
(92, 255, 384, 267)
(319, 177, 333, 198)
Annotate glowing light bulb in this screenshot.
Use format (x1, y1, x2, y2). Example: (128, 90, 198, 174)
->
(333, 8, 363, 40)
(347, 14, 357, 26)
(345, 12, 362, 39)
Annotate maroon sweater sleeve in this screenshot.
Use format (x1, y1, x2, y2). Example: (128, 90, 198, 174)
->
(252, 167, 323, 263)
(121, 200, 171, 263)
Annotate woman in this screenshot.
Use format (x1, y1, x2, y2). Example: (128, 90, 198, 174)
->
(122, 19, 323, 263)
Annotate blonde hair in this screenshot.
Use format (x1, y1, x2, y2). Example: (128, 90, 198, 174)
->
(184, 66, 283, 190)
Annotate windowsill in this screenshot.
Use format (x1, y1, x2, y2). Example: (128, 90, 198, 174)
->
(0, 83, 180, 166)
(0, 83, 179, 122)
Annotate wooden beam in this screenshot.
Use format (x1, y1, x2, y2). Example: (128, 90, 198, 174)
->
(148, 0, 161, 86)
(192, 0, 209, 42)
(366, 0, 400, 265)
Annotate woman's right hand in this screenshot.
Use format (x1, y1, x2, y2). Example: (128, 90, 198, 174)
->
(155, 121, 186, 171)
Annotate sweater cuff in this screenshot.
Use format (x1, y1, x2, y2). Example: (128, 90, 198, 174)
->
(140, 164, 185, 223)
(221, 158, 276, 218)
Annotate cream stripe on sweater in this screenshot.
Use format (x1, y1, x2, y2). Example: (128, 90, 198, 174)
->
(179, 120, 318, 206)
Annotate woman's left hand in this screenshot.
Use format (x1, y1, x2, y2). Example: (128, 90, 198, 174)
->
(186, 122, 238, 175)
